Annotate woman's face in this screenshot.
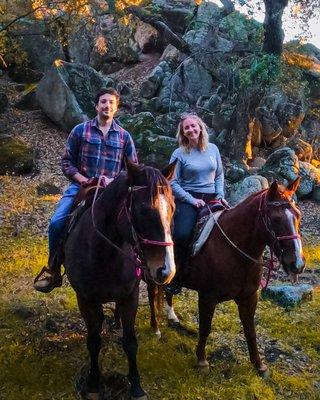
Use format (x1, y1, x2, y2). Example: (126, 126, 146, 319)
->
(181, 117, 201, 144)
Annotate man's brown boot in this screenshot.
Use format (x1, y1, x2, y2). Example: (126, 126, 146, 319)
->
(34, 266, 63, 293)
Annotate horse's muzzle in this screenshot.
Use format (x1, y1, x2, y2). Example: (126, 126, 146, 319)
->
(155, 265, 175, 285)
(282, 255, 306, 277)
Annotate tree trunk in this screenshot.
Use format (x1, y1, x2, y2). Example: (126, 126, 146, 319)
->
(263, 0, 288, 56)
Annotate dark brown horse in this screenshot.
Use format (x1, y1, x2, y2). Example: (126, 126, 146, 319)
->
(64, 161, 176, 400)
(148, 178, 305, 376)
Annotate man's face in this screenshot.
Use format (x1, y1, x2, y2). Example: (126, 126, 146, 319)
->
(95, 93, 118, 120)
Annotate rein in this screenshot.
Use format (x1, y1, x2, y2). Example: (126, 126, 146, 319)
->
(90, 176, 173, 275)
(208, 191, 300, 289)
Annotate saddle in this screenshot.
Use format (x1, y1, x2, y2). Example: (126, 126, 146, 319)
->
(190, 199, 230, 257)
(67, 177, 107, 233)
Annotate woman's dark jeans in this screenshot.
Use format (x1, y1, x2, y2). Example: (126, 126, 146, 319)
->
(173, 191, 217, 267)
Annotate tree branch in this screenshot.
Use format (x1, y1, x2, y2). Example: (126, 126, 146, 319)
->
(126, 5, 191, 55)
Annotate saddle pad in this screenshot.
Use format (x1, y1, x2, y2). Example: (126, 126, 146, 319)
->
(191, 210, 224, 257)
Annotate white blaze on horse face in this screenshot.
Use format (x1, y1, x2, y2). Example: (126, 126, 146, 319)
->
(285, 209, 304, 265)
(159, 194, 176, 282)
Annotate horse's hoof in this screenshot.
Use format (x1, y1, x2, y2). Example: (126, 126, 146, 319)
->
(197, 360, 210, 375)
(155, 329, 161, 339)
(85, 392, 100, 400)
(258, 366, 269, 379)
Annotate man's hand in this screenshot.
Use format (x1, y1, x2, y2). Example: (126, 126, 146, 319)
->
(103, 176, 114, 186)
(72, 173, 89, 185)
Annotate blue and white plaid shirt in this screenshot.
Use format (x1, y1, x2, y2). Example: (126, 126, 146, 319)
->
(61, 117, 138, 180)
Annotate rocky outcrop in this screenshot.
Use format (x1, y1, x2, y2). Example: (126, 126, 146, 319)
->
(89, 15, 139, 71)
(119, 112, 176, 167)
(259, 147, 299, 184)
(258, 147, 320, 198)
(36, 61, 113, 132)
(227, 175, 269, 206)
(9, 19, 64, 72)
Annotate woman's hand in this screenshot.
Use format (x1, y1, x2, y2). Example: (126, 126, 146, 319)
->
(193, 198, 206, 208)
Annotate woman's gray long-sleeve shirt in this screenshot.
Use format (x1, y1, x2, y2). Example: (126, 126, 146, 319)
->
(169, 143, 224, 205)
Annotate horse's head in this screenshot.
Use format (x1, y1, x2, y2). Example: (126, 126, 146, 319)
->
(264, 177, 305, 282)
(125, 160, 176, 285)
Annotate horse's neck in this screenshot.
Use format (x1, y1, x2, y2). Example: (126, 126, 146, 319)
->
(223, 193, 267, 258)
(96, 176, 129, 224)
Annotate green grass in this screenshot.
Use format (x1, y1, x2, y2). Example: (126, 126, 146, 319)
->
(0, 231, 319, 400)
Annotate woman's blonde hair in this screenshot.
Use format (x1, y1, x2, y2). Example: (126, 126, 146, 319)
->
(176, 113, 209, 152)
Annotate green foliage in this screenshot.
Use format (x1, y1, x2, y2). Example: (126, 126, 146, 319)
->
(239, 54, 281, 88)
(220, 11, 264, 44)
(237, 53, 310, 101)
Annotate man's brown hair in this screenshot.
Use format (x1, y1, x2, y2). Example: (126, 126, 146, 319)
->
(94, 87, 120, 105)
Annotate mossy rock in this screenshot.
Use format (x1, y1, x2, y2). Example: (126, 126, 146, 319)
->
(133, 130, 176, 168)
(119, 112, 166, 137)
(0, 134, 35, 175)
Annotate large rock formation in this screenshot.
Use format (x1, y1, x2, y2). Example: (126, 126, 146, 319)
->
(36, 61, 113, 132)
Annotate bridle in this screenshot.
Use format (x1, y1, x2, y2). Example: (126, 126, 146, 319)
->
(90, 176, 173, 275)
(210, 190, 301, 288)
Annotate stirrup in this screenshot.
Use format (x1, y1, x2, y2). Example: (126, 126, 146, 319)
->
(33, 266, 52, 284)
(33, 266, 62, 293)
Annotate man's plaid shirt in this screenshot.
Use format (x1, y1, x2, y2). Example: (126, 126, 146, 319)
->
(61, 117, 138, 180)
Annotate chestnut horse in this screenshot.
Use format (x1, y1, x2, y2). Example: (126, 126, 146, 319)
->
(148, 178, 305, 376)
(64, 161, 176, 400)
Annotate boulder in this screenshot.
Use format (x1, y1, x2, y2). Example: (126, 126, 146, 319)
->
(89, 15, 139, 71)
(312, 185, 320, 202)
(224, 160, 248, 183)
(159, 58, 213, 107)
(36, 61, 113, 132)
(252, 88, 305, 147)
(119, 112, 166, 137)
(297, 161, 320, 198)
(259, 147, 299, 184)
(261, 284, 313, 309)
(227, 175, 269, 206)
(287, 137, 313, 161)
(10, 19, 64, 72)
(220, 11, 263, 43)
(0, 134, 34, 175)
(119, 112, 176, 167)
(69, 26, 93, 65)
(134, 21, 159, 53)
(152, 0, 195, 34)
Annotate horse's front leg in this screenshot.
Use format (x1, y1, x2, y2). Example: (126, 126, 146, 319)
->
(147, 280, 161, 337)
(165, 292, 180, 324)
(77, 295, 104, 397)
(196, 291, 216, 374)
(118, 287, 147, 400)
(235, 292, 269, 378)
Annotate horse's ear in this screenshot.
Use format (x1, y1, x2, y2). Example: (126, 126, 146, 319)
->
(124, 155, 140, 183)
(267, 180, 279, 200)
(286, 177, 300, 197)
(162, 159, 177, 181)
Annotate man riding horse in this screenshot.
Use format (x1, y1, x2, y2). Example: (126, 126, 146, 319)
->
(34, 87, 138, 293)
